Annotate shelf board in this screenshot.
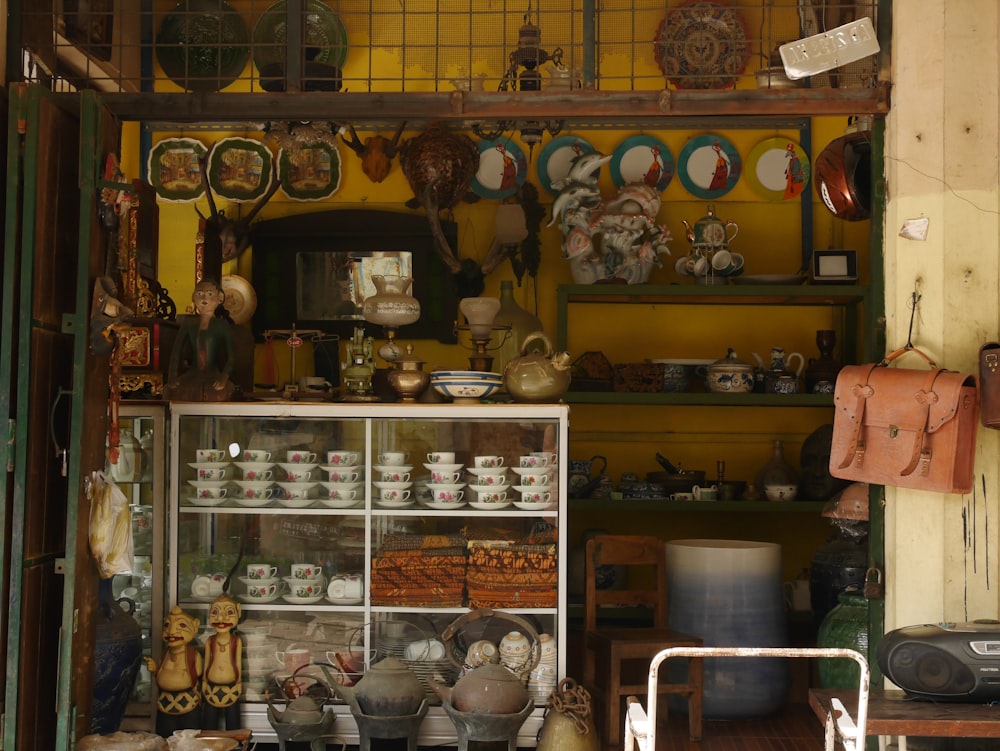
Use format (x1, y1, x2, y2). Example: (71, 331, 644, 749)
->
(570, 499, 826, 513)
(564, 392, 833, 407)
(558, 283, 868, 306)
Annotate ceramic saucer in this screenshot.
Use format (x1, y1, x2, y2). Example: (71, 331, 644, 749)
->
(374, 498, 415, 509)
(326, 595, 364, 605)
(185, 496, 229, 507)
(421, 500, 468, 510)
(239, 592, 283, 605)
(281, 593, 325, 605)
(469, 500, 513, 510)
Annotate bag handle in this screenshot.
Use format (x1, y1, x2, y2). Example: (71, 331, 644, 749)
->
(880, 345, 938, 369)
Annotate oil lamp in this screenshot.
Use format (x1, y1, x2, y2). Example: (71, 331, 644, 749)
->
(360, 274, 421, 365)
(457, 296, 508, 372)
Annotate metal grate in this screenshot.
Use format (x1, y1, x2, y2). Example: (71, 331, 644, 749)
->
(18, 1, 879, 95)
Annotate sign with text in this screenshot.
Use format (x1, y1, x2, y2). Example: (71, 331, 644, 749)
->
(780, 17, 879, 80)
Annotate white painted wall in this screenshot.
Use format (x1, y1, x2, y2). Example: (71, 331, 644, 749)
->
(884, 1, 1000, 630)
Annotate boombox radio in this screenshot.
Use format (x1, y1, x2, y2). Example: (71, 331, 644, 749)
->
(877, 621, 1000, 702)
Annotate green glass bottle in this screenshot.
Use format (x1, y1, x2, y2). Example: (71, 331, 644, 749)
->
(492, 280, 544, 378)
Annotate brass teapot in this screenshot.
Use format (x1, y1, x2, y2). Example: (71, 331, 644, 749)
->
(681, 204, 739, 252)
(503, 332, 572, 403)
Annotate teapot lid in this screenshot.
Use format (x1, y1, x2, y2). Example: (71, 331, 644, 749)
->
(394, 344, 425, 370)
(710, 348, 753, 370)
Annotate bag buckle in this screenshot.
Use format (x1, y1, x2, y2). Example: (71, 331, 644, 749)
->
(889, 425, 899, 439)
(987, 352, 999, 373)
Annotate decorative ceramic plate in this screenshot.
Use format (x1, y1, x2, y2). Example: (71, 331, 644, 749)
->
(654, 0, 750, 90)
(221, 274, 257, 325)
(609, 135, 675, 191)
(253, 0, 349, 71)
(206, 137, 275, 203)
(745, 137, 811, 201)
(537, 135, 598, 195)
(278, 141, 342, 201)
(155, 0, 251, 92)
(471, 138, 528, 199)
(677, 134, 742, 199)
(148, 138, 207, 202)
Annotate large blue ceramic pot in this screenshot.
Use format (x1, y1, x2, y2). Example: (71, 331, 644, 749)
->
(91, 578, 143, 733)
(666, 539, 790, 719)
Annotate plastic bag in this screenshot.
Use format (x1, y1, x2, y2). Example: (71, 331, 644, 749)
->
(77, 731, 166, 751)
(88, 470, 133, 578)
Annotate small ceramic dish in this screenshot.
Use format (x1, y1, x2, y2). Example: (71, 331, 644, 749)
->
(469, 500, 513, 510)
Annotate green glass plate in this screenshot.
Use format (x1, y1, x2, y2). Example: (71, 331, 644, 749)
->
(155, 0, 251, 92)
(253, 0, 349, 72)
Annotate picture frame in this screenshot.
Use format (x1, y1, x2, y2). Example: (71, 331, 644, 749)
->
(811, 249, 858, 284)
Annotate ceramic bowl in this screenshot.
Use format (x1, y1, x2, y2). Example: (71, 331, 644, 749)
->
(430, 371, 503, 401)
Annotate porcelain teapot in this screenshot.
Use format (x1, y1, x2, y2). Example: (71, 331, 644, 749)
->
(681, 204, 739, 252)
(753, 347, 805, 376)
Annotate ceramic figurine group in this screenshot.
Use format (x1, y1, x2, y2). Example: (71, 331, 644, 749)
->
(145, 593, 243, 737)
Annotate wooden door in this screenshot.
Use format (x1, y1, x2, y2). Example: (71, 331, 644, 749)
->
(1, 85, 119, 751)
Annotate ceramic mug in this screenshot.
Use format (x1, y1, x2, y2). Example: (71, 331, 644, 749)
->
(379, 488, 411, 503)
(247, 582, 280, 598)
(242, 468, 273, 481)
(194, 485, 227, 499)
(287, 450, 317, 464)
(520, 490, 551, 504)
(379, 451, 409, 465)
(196, 448, 227, 463)
(430, 469, 462, 484)
(290, 563, 323, 580)
(195, 466, 226, 481)
(693, 484, 719, 501)
(380, 470, 411, 483)
(247, 564, 278, 581)
(275, 646, 311, 674)
(520, 454, 550, 468)
(427, 451, 455, 464)
(243, 449, 272, 462)
(327, 470, 360, 483)
(326, 450, 360, 466)
(475, 472, 507, 486)
(474, 455, 504, 468)
(239, 486, 273, 500)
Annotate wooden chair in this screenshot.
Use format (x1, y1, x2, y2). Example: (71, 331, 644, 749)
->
(583, 534, 703, 748)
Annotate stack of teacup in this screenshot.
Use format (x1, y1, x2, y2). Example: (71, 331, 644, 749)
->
(466, 455, 511, 508)
(372, 450, 414, 507)
(276, 449, 321, 507)
(528, 633, 558, 701)
(511, 452, 556, 509)
(186, 447, 231, 507)
(233, 448, 276, 507)
(319, 449, 364, 507)
(282, 563, 327, 604)
(422, 450, 466, 508)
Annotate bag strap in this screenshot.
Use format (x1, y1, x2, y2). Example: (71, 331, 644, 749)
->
(835, 362, 880, 470)
(898, 367, 946, 477)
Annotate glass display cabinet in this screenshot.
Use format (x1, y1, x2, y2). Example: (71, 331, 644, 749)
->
(113, 403, 167, 731)
(167, 402, 569, 745)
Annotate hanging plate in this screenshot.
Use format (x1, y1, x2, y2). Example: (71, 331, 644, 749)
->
(221, 274, 257, 325)
(609, 134, 675, 191)
(147, 137, 207, 202)
(155, 0, 251, 92)
(654, 0, 750, 90)
(745, 137, 811, 201)
(536, 135, 598, 196)
(253, 0, 349, 92)
(206, 137, 275, 203)
(472, 138, 527, 200)
(677, 133, 742, 199)
(278, 141, 342, 201)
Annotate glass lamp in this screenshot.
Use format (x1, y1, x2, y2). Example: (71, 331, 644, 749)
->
(458, 296, 502, 371)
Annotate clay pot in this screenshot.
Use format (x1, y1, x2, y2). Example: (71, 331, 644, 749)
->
(504, 332, 572, 403)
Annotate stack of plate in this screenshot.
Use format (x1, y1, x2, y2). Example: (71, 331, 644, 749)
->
(402, 658, 455, 703)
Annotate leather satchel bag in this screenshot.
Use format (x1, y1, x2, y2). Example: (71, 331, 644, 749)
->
(830, 347, 980, 494)
(978, 342, 1000, 428)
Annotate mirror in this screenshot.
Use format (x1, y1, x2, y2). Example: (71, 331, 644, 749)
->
(250, 209, 458, 342)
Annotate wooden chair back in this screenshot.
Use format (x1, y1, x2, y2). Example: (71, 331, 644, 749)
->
(584, 534, 668, 632)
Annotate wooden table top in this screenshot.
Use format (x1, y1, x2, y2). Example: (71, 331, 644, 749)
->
(810, 688, 1000, 737)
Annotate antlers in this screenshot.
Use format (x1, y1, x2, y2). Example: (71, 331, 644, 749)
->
(340, 122, 406, 183)
(197, 142, 281, 267)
